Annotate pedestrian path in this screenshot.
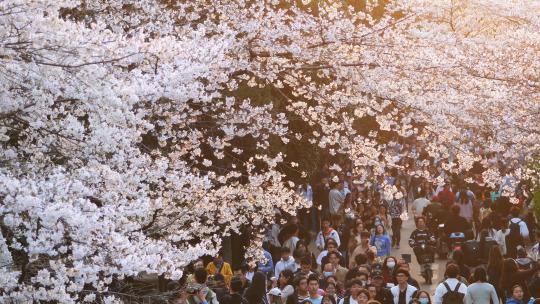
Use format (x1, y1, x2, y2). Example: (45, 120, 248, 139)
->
(394, 215, 446, 294)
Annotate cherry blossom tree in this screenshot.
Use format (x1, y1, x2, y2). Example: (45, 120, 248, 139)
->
(1, 0, 539, 302)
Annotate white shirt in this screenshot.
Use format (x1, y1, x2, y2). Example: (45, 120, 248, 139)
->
(390, 284, 418, 304)
(316, 250, 328, 265)
(411, 197, 430, 216)
(338, 297, 358, 304)
(493, 229, 509, 255)
(509, 217, 529, 239)
(315, 229, 341, 250)
(283, 236, 299, 253)
(329, 189, 345, 215)
(434, 278, 468, 304)
(274, 256, 297, 278)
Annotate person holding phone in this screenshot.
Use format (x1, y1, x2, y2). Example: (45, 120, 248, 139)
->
(186, 268, 219, 304)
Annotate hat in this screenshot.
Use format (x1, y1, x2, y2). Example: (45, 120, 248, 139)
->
(268, 287, 282, 297)
(372, 270, 383, 278)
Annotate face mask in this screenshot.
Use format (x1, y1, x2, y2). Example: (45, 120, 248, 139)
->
(419, 298, 429, 304)
(323, 271, 334, 277)
(387, 261, 396, 268)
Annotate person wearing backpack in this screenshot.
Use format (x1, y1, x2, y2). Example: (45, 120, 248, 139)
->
(508, 207, 529, 258)
(500, 258, 538, 301)
(433, 264, 467, 304)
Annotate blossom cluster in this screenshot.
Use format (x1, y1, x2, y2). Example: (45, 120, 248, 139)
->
(0, 0, 539, 302)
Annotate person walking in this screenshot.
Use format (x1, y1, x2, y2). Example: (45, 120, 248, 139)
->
(370, 224, 392, 257)
(388, 198, 405, 249)
(390, 269, 418, 304)
(487, 246, 505, 300)
(244, 272, 268, 304)
(464, 267, 499, 304)
(329, 179, 345, 227)
(505, 284, 527, 304)
(500, 258, 538, 301)
(433, 264, 467, 304)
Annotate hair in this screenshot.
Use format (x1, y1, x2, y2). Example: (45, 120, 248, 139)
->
(457, 190, 469, 205)
(327, 251, 341, 262)
(354, 253, 368, 266)
(415, 216, 426, 225)
(323, 295, 337, 304)
(375, 224, 385, 235)
(452, 249, 465, 265)
(500, 258, 519, 291)
(244, 272, 266, 302)
(358, 263, 372, 273)
(415, 290, 432, 304)
(445, 264, 459, 278)
(511, 284, 523, 296)
(280, 269, 294, 286)
(307, 273, 319, 284)
(194, 268, 208, 284)
(394, 268, 410, 279)
(510, 206, 520, 218)
(325, 280, 336, 289)
(360, 231, 371, 239)
(323, 262, 334, 271)
(324, 274, 338, 285)
(280, 246, 291, 254)
(349, 279, 364, 288)
(358, 288, 370, 299)
(472, 267, 487, 283)
(381, 256, 397, 273)
(301, 255, 312, 266)
(345, 268, 360, 282)
(296, 239, 308, 250)
(487, 246, 503, 270)
(230, 277, 244, 293)
(293, 275, 307, 287)
(451, 205, 460, 215)
(326, 238, 338, 249)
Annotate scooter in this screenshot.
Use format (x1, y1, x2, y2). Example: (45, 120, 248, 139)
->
(414, 243, 434, 284)
(436, 223, 448, 258)
(448, 232, 466, 258)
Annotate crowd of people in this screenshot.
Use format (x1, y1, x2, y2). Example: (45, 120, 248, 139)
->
(170, 154, 540, 304)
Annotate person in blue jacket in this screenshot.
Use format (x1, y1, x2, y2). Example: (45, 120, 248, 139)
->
(370, 224, 392, 257)
(258, 249, 274, 277)
(505, 284, 536, 304)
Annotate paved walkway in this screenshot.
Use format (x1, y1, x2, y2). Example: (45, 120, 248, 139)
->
(394, 215, 446, 294)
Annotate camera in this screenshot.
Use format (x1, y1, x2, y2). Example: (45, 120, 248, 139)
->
(185, 284, 202, 295)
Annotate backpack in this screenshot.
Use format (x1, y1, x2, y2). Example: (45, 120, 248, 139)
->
(508, 219, 524, 246)
(442, 282, 465, 304)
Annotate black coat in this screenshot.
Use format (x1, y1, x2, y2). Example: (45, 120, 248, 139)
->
(375, 288, 393, 304)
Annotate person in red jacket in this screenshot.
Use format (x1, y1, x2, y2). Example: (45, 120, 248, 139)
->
(434, 184, 455, 209)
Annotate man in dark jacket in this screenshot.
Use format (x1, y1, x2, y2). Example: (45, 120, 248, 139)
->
(444, 205, 471, 237)
(372, 270, 393, 304)
(221, 277, 248, 304)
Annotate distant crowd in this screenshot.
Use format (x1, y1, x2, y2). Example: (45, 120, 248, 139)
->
(170, 145, 540, 304)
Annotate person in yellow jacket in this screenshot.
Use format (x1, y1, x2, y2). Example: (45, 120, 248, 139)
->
(206, 253, 233, 286)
